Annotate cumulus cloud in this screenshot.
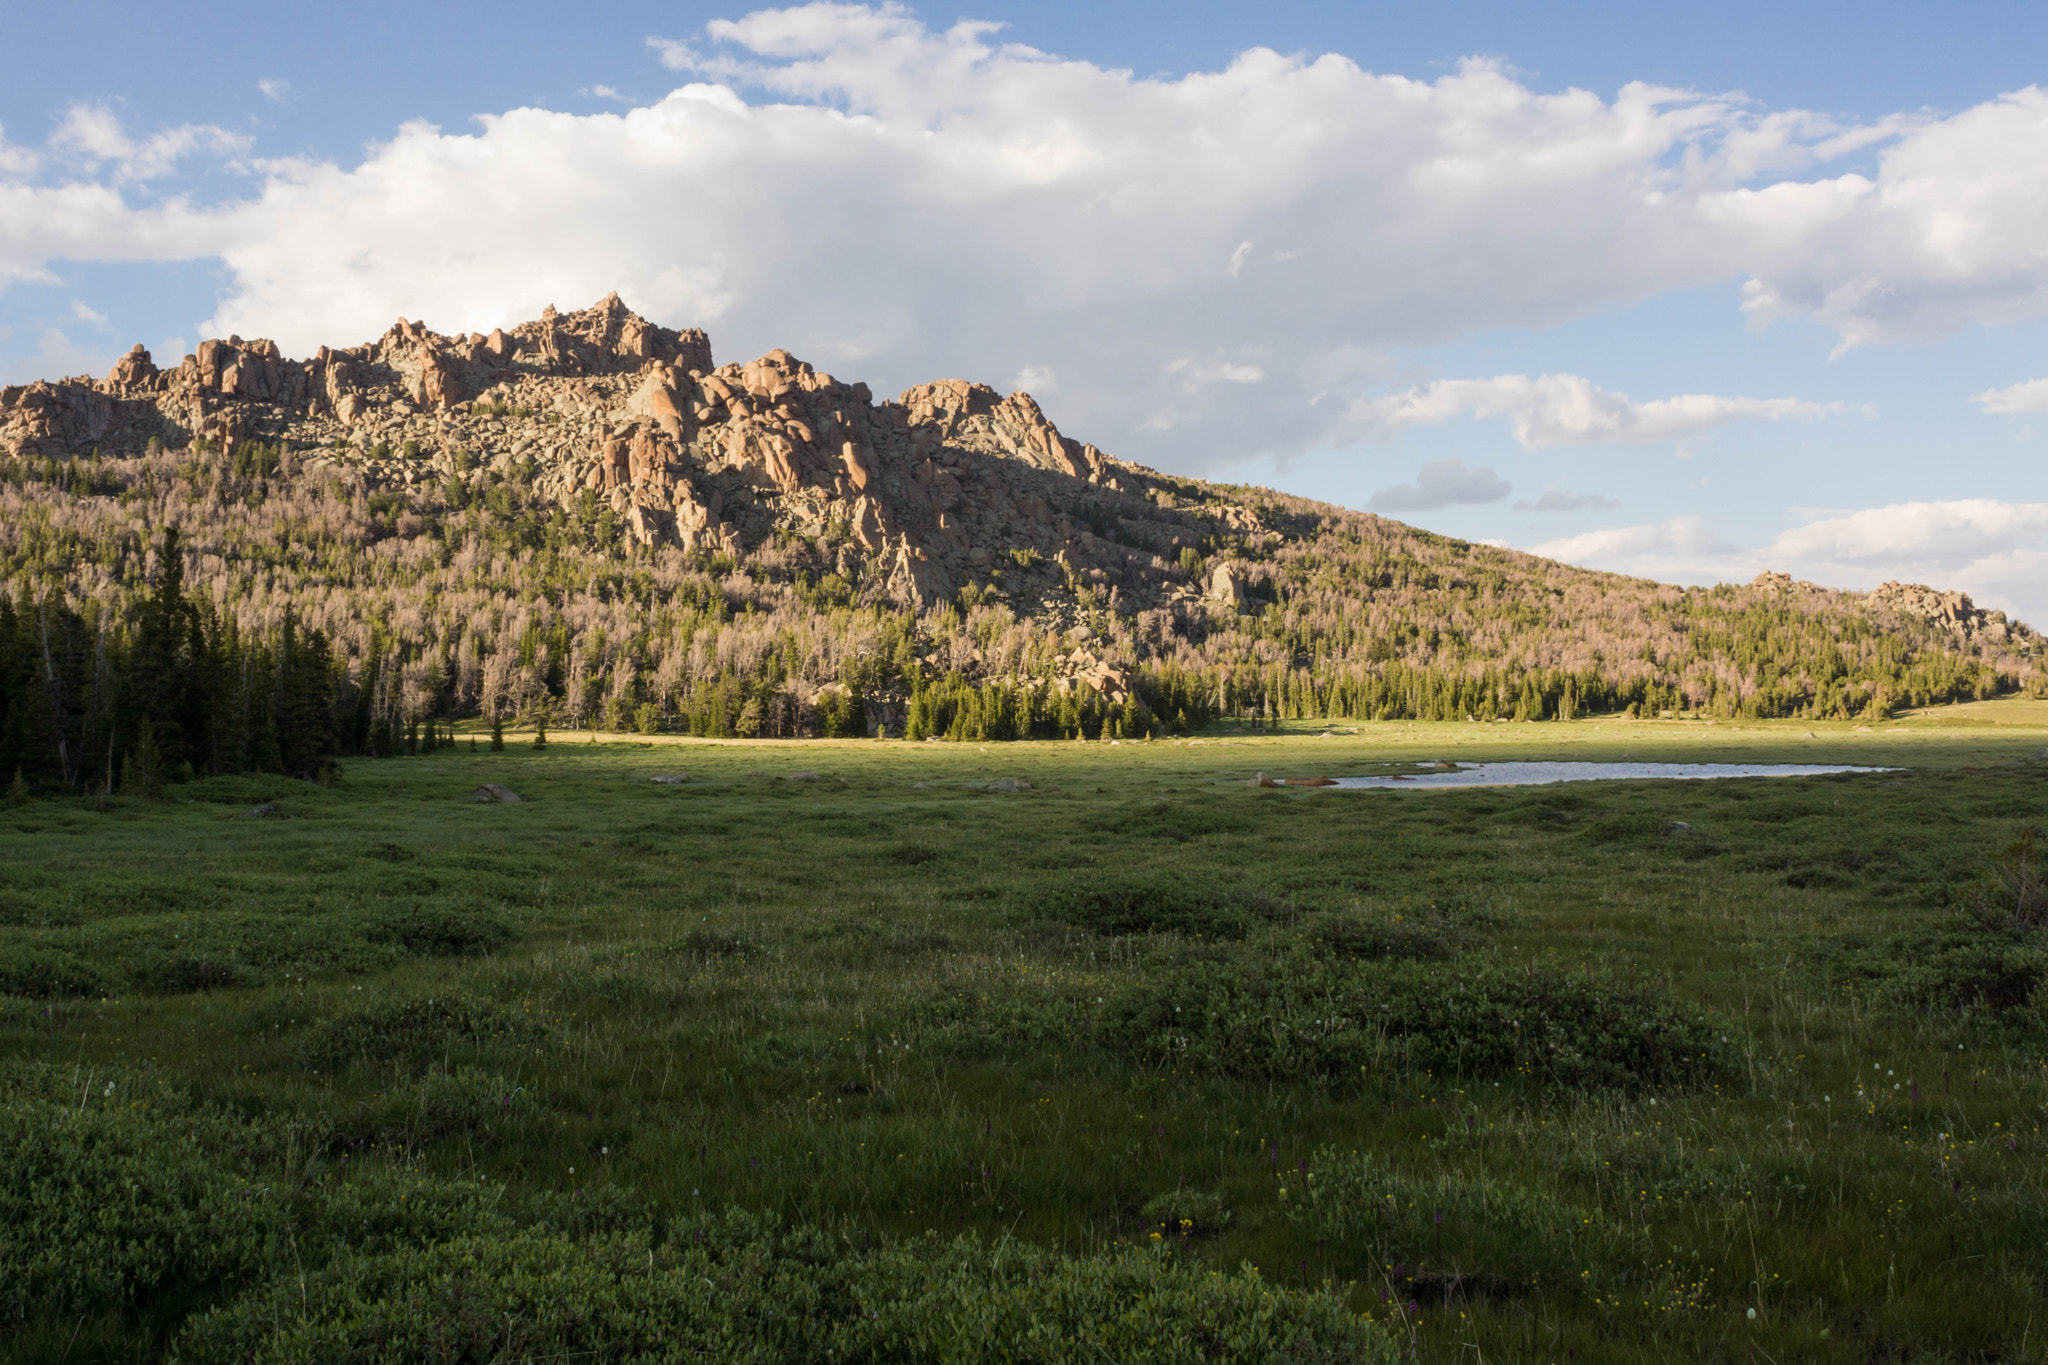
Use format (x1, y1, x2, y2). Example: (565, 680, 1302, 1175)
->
(1974, 377, 2048, 414)
(1367, 458, 1511, 513)
(1528, 499, 2048, 626)
(1350, 372, 1841, 447)
(1, 7, 2046, 468)
(48, 103, 245, 181)
(1515, 489, 1620, 512)
(0, 327, 119, 385)
(1533, 515, 1737, 565)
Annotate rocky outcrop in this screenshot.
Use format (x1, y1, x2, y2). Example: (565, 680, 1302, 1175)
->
(0, 293, 712, 458)
(1871, 581, 2034, 645)
(0, 296, 1237, 622)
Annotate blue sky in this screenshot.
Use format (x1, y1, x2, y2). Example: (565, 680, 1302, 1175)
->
(6, 2, 2047, 620)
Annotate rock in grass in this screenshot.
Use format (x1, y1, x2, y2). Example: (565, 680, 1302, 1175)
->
(788, 771, 822, 781)
(472, 783, 521, 803)
(649, 774, 687, 785)
(987, 778, 1032, 793)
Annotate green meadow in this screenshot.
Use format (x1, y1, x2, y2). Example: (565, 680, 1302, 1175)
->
(3, 703, 2047, 1362)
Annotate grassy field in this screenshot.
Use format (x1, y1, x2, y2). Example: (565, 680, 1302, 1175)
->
(4, 703, 2047, 1361)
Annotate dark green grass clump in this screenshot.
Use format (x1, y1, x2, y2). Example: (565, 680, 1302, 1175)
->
(305, 992, 557, 1070)
(176, 1217, 1394, 1364)
(1103, 951, 1736, 1092)
(0, 1061, 1395, 1363)
(0, 904, 516, 999)
(1025, 871, 1295, 939)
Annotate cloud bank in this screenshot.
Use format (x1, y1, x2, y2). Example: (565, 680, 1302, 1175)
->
(0, 4, 2045, 471)
(1349, 373, 1842, 447)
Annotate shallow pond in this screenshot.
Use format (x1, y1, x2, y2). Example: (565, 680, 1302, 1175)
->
(1329, 761, 1892, 789)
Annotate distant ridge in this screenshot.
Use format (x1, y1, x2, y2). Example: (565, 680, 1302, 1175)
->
(0, 295, 2039, 747)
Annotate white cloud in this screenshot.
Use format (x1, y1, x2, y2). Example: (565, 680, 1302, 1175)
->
(257, 79, 291, 103)
(1768, 499, 2048, 566)
(646, 37, 701, 70)
(0, 125, 38, 177)
(1528, 498, 2048, 627)
(70, 300, 108, 326)
(1013, 364, 1056, 393)
(1368, 457, 1511, 512)
(582, 85, 630, 102)
(1515, 489, 1620, 511)
(1166, 357, 1265, 389)
(0, 7, 2046, 469)
(1974, 377, 2048, 414)
(1351, 372, 1842, 447)
(1533, 515, 1736, 565)
(48, 103, 245, 181)
(0, 327, 118, 384)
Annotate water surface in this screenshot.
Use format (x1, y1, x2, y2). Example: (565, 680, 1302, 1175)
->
(1330, 761, 1890, 789)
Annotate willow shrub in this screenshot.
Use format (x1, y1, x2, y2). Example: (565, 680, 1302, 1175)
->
(1099, 950, 1737, 1093)
(1284, 1145, 1623, 1295)
(0, 1077, 287, 1327)
(174, 1214, 1397, 1365)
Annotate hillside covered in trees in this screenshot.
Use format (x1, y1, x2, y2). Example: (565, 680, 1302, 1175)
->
(0, 296, 2039, 791)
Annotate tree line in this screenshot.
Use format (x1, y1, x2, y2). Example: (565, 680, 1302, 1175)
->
(0, 439, 2038, 795)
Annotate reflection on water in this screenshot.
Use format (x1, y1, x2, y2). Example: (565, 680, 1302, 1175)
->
(1330, 761, 1892, 789)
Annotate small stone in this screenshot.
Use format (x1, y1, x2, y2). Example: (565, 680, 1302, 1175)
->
(650, 773, 687, 784)
(473, 783, 522, 803)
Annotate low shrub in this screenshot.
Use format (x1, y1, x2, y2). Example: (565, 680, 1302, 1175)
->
(1977, 825, 2047, 931)
(355, 904, 517, 956)
(0, 943, 114, 998)
(1101, 950, 1736, 1092)
(175, 1214, 1396, 1364)
(1306, 909, 1466, 961)
(896, 986, 1096, 1057)
(0, 1082, 286, 1326)
(305, 993, 556, 1070)
(1576, 813, 1670, 846)
(336, 1067, 540, 1148)
(1025, 873, 1292, 939)
(1821, 924, 2048, 1013)
(1107, 799, 1237, 843)
(1286, 1146, 1618, 1292)
(175, 773, 326, 807)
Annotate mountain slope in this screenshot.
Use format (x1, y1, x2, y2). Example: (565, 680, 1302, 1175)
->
(0, 296, 2039, 766)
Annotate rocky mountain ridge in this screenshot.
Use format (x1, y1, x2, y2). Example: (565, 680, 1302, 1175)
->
(1, 295, 1264, 632)
(2, 296, 2039, 730)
